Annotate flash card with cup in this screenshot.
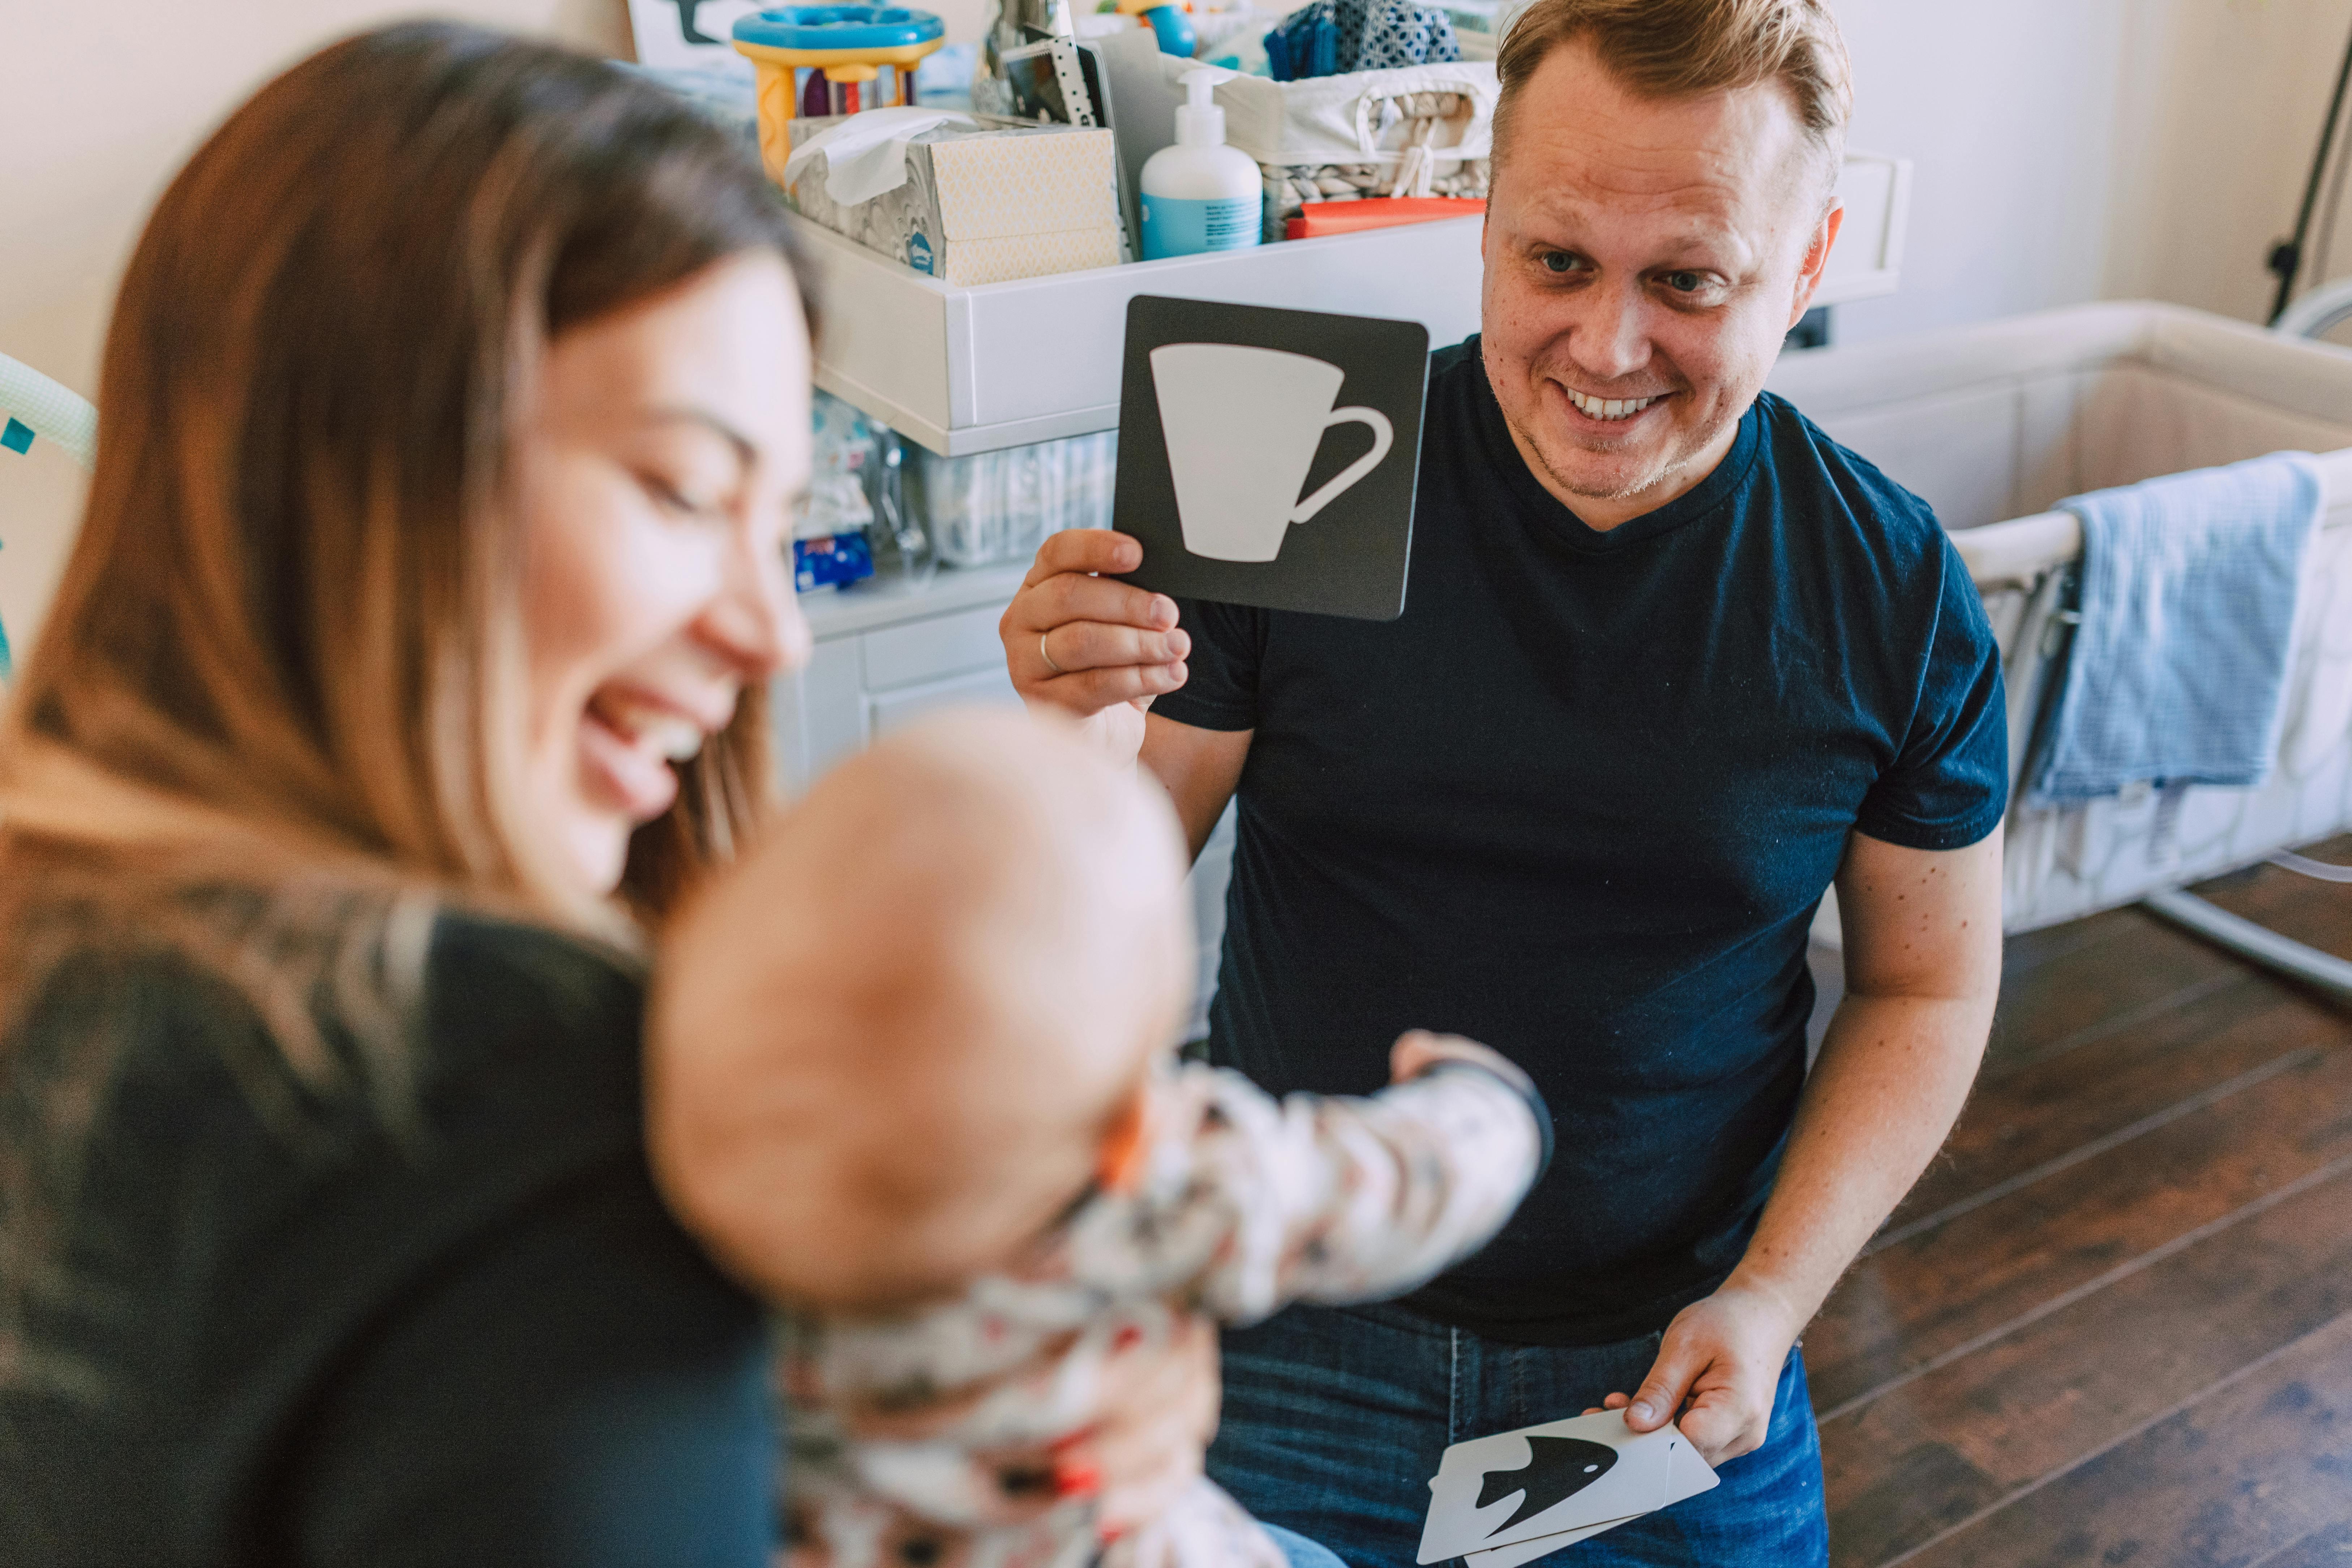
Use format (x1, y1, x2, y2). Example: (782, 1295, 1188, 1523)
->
(1111, 296, 1429, 621)
(1417, 1410, 1721, 1565)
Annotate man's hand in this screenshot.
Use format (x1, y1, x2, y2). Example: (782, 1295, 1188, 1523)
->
(1000, 531, 1191, 766)
(1587, 1282, 1804, 1465)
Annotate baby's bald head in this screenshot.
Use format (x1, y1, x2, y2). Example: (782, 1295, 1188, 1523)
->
(648, 709, 1194, 1311)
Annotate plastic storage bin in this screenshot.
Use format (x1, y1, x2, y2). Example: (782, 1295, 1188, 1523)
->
(905, 428, 1118, 566)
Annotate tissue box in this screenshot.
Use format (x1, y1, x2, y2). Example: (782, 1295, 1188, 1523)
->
(784, 114, 1124, 287)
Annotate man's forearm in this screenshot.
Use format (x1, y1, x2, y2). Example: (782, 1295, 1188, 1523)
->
(1721, 988, 1993, 1329)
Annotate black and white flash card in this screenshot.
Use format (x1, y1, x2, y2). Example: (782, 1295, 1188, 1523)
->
(1418, 1411, 1719, 1564)
(1111, 296, 1429, 622)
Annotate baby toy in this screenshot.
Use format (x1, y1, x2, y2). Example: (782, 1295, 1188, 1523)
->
(733, 6, 947, 182)
(1113, 0, 1197, 56)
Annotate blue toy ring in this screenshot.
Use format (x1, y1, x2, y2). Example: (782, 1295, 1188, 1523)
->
(732, 5, 945, 52)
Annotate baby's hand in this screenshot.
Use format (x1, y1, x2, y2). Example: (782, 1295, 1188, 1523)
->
(1388, 1031, 1536, 1098)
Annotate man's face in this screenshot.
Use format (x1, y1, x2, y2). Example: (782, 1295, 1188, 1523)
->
(1481, 40, 1841, 527)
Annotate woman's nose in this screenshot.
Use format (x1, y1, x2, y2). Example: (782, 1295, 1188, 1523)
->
(701, 530, 811, 679)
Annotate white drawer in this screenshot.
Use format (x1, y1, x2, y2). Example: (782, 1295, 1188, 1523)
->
(866, 665, 1021, 736)
(861, 603, 1008, 691)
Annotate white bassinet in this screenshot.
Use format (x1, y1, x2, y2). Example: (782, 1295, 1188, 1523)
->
(1766, 301, 2352, 977)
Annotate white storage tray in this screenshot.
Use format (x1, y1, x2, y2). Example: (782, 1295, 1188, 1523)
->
(798, 152, 1910, 455)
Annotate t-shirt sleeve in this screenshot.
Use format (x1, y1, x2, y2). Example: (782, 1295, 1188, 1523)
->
(1854, 533, 2010, 851)
(1149, 598, 1267, 733)
(288, 1153, 777, 1568)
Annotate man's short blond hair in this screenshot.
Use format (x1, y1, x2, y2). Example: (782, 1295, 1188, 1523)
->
(1493, 0, 1853, 177)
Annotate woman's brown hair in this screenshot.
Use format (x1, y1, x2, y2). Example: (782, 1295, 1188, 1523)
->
(0, 23, 802, 1052)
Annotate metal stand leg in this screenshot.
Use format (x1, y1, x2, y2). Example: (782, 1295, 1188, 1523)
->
(2141, 888, 2352, 997)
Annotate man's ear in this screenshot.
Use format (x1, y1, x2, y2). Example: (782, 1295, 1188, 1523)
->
(1789, 202, 1845, 329)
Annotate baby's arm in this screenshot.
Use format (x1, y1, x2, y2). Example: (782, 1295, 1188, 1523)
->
(1173, 1032, 1549, 1324)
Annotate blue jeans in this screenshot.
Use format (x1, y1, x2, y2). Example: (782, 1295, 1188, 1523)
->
(1209, 1303, 1828, 1568)
(1268, 1523, 1349, 1568)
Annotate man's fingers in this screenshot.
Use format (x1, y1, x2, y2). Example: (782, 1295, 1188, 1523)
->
(1016, 571, 1179, 638)
(1675, 1384, 1766, 1464)
(1625, 1335, 1707, 1431)
(1040, 621, 1191, 680)
(1037, 661, 1188, 714)
(1021, 527, 1143, 588)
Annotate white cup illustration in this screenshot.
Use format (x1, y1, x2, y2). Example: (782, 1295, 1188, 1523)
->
(1149, 343, 1395, 564)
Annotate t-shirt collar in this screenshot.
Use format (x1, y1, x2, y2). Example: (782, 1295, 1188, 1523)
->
(1469, 337, 1763, 555)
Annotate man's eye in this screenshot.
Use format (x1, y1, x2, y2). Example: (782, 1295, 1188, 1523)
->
(1539, 252, 1580, 274)
(1663, 271, 1708, 293)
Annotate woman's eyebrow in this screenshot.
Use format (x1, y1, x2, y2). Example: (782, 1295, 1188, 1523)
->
(643, 406, 759, 467)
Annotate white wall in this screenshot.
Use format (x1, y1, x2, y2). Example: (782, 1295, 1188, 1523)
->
(0, 0, 633, 655)
(2107, 0, 2352, 321)
(1833, 0, 2128, 343)
(1832, 0, 2352, 344)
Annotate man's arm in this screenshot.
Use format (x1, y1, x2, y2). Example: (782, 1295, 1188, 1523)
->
(1141, 712, 1250, 860)
(1609, 825, 2004, 1463)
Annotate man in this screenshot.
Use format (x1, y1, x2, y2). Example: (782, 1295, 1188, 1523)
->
(998, 0, 2005, 1560)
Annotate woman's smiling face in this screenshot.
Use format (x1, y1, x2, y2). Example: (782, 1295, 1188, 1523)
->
(518, 251, 814, 899)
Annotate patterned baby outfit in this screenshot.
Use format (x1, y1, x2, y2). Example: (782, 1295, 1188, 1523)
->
(782, 1058, 1547, 1568)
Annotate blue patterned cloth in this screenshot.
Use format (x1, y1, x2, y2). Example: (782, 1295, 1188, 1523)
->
(2029, 452, 2325, 804)
(1268, 0, 1455, 77)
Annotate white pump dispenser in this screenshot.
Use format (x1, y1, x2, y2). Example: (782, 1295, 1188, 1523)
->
(1139, 69, 1263, 260)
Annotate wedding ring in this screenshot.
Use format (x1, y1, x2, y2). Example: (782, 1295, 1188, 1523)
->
(1040, 631, 1066, 676)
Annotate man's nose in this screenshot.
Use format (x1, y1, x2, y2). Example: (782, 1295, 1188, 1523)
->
(1565, 276, 1652, 384)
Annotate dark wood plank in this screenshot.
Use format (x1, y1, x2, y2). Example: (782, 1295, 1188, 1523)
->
(1997, 903, 2161, 981)
(1885, 976, 2343, 1233)
(2193, 834, 2352, 948)
(1805, 1044, 2352, 1415)
(2250, 1520, 2352, 1568)
(1983, 909, 2246, 1072)
(1890, 1307, 2352, 1568)
(1820, 1159, 2352, 1563)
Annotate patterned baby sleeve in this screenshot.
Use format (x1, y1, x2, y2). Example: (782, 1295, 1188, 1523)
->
(1177, 1062, 1543, 1323)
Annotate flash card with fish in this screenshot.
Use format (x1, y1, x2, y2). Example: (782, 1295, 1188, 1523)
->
(1415, 1411, 1679, 1563)
(1460, 1430, 1722, 1566)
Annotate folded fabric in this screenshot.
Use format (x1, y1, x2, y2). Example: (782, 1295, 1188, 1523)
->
(1267, 0, 1339, 80)
(1340, 0, 1458, 70)
(1268, 0, 1455, 77)
(2028, 451, 2325, 804)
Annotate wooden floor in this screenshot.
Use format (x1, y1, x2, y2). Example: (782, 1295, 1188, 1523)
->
(1815, 839, 2352, 1567)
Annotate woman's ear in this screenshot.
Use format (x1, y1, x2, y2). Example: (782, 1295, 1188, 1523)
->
(1095, 1083, 1154, 1194)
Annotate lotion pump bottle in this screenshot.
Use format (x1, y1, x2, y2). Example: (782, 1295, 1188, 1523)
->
(1140, 70, 1263, 260)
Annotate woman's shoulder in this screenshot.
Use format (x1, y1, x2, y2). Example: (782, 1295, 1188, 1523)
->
(2, 905, 656, 1302)
(0, 908, 770, 1564)
(411, 908, 648, 1137)
(7, 904, 648, 1161)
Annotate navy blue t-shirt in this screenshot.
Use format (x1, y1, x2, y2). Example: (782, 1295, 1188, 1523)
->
(1156, 338, 2007, 1346)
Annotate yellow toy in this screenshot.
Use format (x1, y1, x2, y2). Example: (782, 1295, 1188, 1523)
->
(733, 7, 949, 183)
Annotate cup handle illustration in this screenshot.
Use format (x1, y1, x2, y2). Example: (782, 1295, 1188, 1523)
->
(1289, 407, 1395, 526)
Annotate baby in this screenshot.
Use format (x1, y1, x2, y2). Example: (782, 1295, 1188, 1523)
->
(648, 709, 1549, 1568)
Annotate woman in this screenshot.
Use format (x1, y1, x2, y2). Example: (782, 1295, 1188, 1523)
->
(0, 25, 1218, 1564)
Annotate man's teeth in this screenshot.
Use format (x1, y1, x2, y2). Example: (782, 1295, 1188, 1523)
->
(1568, 389, 1659, 421)
(595, 697, 707, 763)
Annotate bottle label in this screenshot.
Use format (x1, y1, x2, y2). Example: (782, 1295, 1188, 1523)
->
(1141, 194, 1261, 259)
